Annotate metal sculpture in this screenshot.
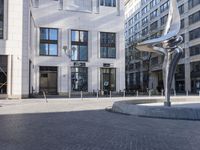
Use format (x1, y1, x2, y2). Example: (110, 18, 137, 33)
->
(136, 0, 183, 106)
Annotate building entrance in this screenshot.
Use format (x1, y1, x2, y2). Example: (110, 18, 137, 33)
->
(0, 55, 7, 94)
(39, 66, 58, 95)
(100, 68, 116, 95)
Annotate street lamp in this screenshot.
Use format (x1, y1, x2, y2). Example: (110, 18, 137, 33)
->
(63, 45, 76, 59)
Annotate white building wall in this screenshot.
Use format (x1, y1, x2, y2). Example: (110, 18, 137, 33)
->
(30, 0, 125, 94)
(0, 0, 30, 98)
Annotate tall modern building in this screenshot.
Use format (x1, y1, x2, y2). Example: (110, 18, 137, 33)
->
(125, 0, 200, 94)
(0, 0, 125, 98)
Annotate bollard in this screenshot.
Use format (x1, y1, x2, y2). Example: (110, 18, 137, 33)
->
(110, 91, 112, 98)
(123, 90, 126, 98)
(199, 91, 200, 96)
(69, 91, 71, 98)
(161, 89, 164, 96)
(136, 91, 139, 97)
(186, 90, 189, 96)
(81, 91, 83, 100)
(97, 90, 99, 100)
(149, 90, 151, 97)
(174, 90, 176, 96)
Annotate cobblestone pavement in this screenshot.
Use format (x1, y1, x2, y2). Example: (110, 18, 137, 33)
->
(0, 99, 200, 150)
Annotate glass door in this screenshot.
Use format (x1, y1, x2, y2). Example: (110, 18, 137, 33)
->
(100, 68, 116, 95)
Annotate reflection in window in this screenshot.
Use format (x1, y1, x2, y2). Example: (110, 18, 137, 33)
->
(0, 0, 4, 39)
(71, 30, 88, 61)
(40, 28, 58, 56)
(100, 32, 116, 58)
(71, 67, 88, 91)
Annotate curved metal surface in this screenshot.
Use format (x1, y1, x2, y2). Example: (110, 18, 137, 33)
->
(135, 0, 182, 106)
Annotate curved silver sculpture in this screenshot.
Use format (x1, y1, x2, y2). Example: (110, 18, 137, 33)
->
(136, 0, 183, 106)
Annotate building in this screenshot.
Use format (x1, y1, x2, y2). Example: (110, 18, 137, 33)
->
(125, 0, 200, 94)
(0, 0, 125, 98)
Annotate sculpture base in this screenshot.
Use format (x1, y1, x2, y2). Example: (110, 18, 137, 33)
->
(164, 101, 171, 107)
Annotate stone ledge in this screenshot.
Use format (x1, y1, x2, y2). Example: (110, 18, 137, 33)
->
(112, 101, 200, 120)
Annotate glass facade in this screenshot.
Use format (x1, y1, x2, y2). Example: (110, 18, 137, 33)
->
(71, 30, 88, 61)
(71, 67, 88, 91)
(0, 0, 4, 39)
(40, 28, 58, 56)
(100, 32, 116, 58)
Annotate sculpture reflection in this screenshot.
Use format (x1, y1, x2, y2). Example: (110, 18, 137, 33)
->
(136, 0, 183, 106)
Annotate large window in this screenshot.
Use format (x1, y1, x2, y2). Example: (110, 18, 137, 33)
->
(71, 67, 88, 91)
(100, 0, 116, 7)
(189, 10, 200, 25)
(188, 0, 200, 10)
(190, 44, 200, 56)
(40, 28, 58, 56)
(100, 32, 116, 58)
(71, 30, 88, 61)
(189, 27, 200, 41)
(0, 0, 4, 39)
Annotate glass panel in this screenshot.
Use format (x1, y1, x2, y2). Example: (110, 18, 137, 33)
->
(40, 44, 48, 55)
(49, 44, 58, 55)
(113, 0, 116, 7)
(108, 47, 116, 58)
(71, 67, 88, 91)
(80, 46, 88, 60)
(100, 47, 107, 58)
(80, 31, 88, 42)
(40, 28, 49, 40)
(71, 30, 79, 42)
(49, 29, 58, 40)
(71, 45, 79, 60)
(105, 0, 112, 6)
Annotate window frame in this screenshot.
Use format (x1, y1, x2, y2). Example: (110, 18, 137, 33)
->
(39, 28, 59, 56)
(100, 32, 116, 59)
(71, 29, 88, 61)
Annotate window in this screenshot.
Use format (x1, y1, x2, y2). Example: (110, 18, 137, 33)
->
(0, 0, 4, 39)
(142, 5, 149, 15)
(142, 16, 148, 26)
(189, 10, 200, 25)
(71, 67, 88, 91)
(160, 14, 168, 25)
(150, 0, 160, 9)
(188, 0, 200, 10)
(100, 0, 116, 7)
(150, 21, 158, 31)
(189, 27, 200, 41)
(100, 68, 116, 92)
(40, 28, 58, 56)
(71, 30, 88, 61)
(100, 32, 116, 58)
(181, 19, 184, 29)
(134, 12, 140, 22)
(190, 44, 200, 56)
(178, 4, 184, 15)
(160, 1, 169, 13)
(142, 27, 148, 36)
(150, 9, 158, 20)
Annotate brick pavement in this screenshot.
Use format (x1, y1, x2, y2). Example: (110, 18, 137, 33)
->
(0, 100, 200, 150)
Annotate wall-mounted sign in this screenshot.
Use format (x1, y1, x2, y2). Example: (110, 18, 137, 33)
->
(103, 63, 111, 67)
(74, 62, 86, 67)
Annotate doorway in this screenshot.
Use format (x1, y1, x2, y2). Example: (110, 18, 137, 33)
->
(100, 68, 116, 95)
(39, 66, 58, 95)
